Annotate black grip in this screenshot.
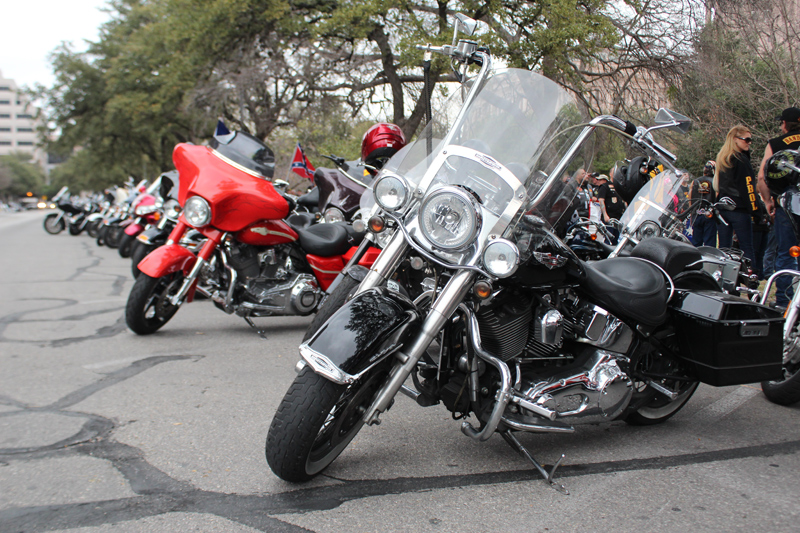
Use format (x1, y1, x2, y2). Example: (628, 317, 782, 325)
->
(624, 121, 637, 136)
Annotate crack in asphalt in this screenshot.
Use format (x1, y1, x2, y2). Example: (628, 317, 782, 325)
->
(2, 227, 797, 532)
(2, 434, 799, 532)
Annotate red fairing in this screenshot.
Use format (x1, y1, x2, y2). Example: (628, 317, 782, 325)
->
(306, 255, 346, 292)
(342, 245, 382, 267)
(235, 219, 299, 246)
(125, 223, 145, 236)
(173, 143, 289, 232)
(138, 244, 197, 278)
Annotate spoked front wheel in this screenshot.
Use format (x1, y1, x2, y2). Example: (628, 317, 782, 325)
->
(125, 272, 183, 335)
(266, 364, 390, 482)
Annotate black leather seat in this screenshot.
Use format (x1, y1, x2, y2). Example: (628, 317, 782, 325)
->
(630, 237, 702, 278)
(296, 223, 351, 257)
(580, 257, 668, 327)
(296, 187, 320, 211)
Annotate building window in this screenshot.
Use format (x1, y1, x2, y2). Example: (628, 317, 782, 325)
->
(0, 100, 10, 105)
(16, 114, 33, 119)
(0, 114, 9, 118)
(17, 141, 34, 146)
(0, 141, 11, 145)
(17, 127, 33, 132)
(0, 86, 10, 91)
(0, 128, 11, 132)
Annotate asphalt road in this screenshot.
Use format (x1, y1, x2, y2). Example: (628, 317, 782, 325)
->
(1, 209, 799, 533)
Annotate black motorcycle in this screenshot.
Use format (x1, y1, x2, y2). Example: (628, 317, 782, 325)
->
(265, 25, 784, 491)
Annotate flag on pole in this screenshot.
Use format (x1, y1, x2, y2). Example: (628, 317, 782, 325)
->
(290, 143, 316, 182)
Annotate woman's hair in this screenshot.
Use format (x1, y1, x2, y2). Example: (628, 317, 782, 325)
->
(713, 124, 750, 192)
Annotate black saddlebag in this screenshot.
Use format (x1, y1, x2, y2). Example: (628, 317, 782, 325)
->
(669, 290, 784, 386)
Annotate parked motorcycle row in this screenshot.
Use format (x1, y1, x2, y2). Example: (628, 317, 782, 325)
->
(42, 14, 800, 494)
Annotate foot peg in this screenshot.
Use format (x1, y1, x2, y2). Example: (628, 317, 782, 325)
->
(501, 431, 569, 494)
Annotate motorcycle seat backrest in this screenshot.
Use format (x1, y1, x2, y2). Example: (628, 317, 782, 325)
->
(296, 222, 351, 257)
(630, 237, 702, 278)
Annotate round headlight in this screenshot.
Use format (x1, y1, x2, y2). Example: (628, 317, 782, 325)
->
(635, 220, 661, 241)
(184, 196, 211, 227)
(323, 207, 345, 224)
(135, 204, 158, 216)
(419, 187, 481, 251)
(482, 239, 519, 278)
(374, 173, 409, 211)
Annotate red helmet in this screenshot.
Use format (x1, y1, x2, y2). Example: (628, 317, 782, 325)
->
(361, 123, 406, 172)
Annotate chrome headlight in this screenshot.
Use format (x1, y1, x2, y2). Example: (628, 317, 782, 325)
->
(635, 220, 661, 241)
(482, 239, 519, 278)
(323, 207, 345, 224)
(373, 173, 409, 211)
(183, 196, 211, 227)
(419, 186, 481, 251)
(135, 204, 158, 216)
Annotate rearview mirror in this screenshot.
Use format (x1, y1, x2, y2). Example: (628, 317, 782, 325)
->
(654, 108, 692, 134)
(455, 13, 478, 36)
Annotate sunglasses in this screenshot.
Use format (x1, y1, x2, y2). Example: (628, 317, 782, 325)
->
(737, 136, 753, 143)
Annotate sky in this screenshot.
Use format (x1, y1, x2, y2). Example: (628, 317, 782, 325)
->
(0, 1, 112, 90)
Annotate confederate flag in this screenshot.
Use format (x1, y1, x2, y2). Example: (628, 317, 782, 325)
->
(290, 143, 316, 182)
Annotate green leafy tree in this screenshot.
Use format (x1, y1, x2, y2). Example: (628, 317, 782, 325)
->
(0, 153, 46, 198)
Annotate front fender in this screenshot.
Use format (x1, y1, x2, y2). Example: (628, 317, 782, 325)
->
(125, 221, 145, 236)
(138, 244, 197, 278)
(301, 288, 420, 384)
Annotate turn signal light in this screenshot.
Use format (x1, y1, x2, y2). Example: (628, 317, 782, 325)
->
(473, 280, 493, 299)
(790, 246, 800, 258)
(368, 215, 386, 233)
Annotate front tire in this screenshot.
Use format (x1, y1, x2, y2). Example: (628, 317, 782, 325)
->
(302, 274, 360, 342)
(118, 232, 136, 258)
(125, 272, 183, 335)
(266, 364, 390, 482)
(43, 214, 65, 234)
(761, 319, 800, 405)
(105, 224, 124, 248)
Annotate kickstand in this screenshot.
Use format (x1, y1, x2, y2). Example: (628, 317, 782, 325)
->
(244, 317, 269, 340)
(501, 431, 569, 495)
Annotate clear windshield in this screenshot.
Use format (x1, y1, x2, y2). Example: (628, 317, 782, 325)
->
(382, 68, 587, 235)
(618, 169, 697, 240)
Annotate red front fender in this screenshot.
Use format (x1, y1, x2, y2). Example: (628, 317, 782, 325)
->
(138, 244, 197, 278)
(125, 222, 145, 236)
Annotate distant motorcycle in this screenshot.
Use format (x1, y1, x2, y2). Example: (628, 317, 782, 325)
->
(125, 123, 380, 335)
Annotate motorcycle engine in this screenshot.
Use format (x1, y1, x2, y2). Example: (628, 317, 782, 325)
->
(228, 242, 320, 315)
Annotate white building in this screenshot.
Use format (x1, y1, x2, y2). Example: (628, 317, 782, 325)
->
(0, 69, 44, 165)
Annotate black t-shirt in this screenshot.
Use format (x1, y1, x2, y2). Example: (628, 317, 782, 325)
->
(597, 182, 625, 219)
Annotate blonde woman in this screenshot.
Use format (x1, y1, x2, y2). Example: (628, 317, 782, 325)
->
(714, 124, 757, 265)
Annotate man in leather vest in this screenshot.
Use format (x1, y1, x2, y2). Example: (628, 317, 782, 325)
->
(757, 106, 800, 307)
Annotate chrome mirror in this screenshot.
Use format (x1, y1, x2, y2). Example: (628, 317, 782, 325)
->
(654, 108, 691, 134)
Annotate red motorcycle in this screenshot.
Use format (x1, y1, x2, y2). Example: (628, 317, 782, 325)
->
(125, 124, 379, 335)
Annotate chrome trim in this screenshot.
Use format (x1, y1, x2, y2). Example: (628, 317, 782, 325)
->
(460, 306, 513, 441)
(299, 344, 355, 385)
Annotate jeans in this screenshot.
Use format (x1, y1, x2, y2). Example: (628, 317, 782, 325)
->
(717, 209, 756, 267)
(752, 227, 770, 279)
(772, 206, 799, 306)
(690, 214, 717, 247)
(763, 225, 778, 278)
